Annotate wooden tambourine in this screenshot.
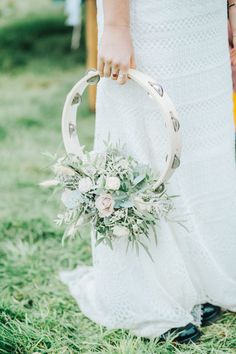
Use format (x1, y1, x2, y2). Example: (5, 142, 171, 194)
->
(61, 68, 182, 190)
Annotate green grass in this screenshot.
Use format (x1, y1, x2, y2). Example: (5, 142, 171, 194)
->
(0, 14, 86, 72)
(0, 12, 236, 354)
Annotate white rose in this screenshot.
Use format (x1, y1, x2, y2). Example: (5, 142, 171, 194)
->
(54, 165, 75, 176)
(61, 189, 81, 209)
(113, 225, 130, 237)
(133, 196, 152, 213)
(105, 176, 121, 191)
(78, 177, 93, 193)
(95, 193, 114, 217)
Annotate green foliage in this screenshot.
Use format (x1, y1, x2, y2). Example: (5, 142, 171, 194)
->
(0, 15, 86, 72)
(0, 126, 7, 141)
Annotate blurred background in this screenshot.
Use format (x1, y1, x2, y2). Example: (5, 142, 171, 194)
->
(0, 0, 98, 222)
(0, 2, 236, 353)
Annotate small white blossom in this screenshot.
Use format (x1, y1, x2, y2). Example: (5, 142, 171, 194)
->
(132, 224, 139, 232)
(105, 176, 121, 191)
(78, 177, 93, 193)
(133, 196, 152, 213)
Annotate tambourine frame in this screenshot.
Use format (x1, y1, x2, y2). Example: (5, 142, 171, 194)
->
(61, 68, 182, 190)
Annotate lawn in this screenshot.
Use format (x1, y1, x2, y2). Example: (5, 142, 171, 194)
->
(0, 5, 236, 354)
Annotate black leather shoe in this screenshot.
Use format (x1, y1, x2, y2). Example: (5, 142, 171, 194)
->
(160, 323, 201, 344)
(201, 303, 221, 327)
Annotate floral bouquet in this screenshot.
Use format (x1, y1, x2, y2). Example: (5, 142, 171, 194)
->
(41, 142, 175, 258)
(41, 68, 183, 258)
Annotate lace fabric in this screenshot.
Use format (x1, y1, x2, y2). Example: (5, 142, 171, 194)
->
(60, 0, 236, 338)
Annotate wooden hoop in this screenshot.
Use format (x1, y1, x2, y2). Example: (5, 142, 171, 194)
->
(61, 68, 182, 189)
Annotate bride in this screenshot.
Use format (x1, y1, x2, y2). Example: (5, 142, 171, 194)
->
(60, 0, 236, 343)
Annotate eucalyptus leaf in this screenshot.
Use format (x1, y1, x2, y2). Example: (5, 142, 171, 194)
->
(133, 174, 146, 186)
(138, 240, 154, 262)
(150, 224, 158, 246)
(104, 217, 111, 226)
(120, 200, 134, 208)
(120, 182, 129, 192)
(95, 237, 105, 247)
(93, 188, 105, 195)
(135, 241, 139, 256)
(106, 237, 113, 250)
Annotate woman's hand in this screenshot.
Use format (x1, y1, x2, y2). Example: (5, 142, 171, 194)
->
(97, 25, 136, 85)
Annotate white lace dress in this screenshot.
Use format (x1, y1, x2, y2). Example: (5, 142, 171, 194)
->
(60, 0, 236, 338)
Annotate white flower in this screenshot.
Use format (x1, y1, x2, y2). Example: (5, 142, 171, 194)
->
(105, 176, 121, 191)
(132, 224, 139, 232)
(39, 179, 59, 188)
(78, 177, 93, 193)
(95, 193, 114, 217)
(53, 165, 75, 177)
(61, 189, 81, 209)
(113, 225, 129, 237)
(82, 165, 97, 176)
(133, 196, 152, 213)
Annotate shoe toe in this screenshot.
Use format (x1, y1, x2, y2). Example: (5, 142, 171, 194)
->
(201, 303, 221, 326)
(174, 323, 201, 344)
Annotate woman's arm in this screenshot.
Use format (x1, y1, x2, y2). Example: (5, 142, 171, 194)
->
(97, 0, 136, 85)
(229, 1, 236, 47)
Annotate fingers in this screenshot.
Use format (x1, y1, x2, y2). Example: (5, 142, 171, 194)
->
(111, 63, 119, 80)
(233, 37, 236, 51)
(97, 57, 135, 85)
(97, 56, 105, 77)
(104, 60, 112, 77)
(230, 48, 236, 66)
(130, 54, 136, 69)
(127, 54, 136, 81)
(117, 64, 129, 85)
